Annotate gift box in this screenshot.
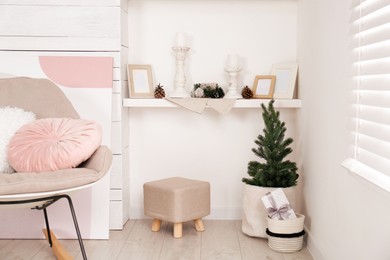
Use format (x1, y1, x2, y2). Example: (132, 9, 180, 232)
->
(261, 188, 296, 220)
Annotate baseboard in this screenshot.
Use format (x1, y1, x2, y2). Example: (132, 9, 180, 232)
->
(304, 224, 325, 260)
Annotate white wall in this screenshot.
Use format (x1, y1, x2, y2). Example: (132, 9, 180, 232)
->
(128, 0, 297, 92)
(127, 0, 300, 219)
(298, 0, 390, 259)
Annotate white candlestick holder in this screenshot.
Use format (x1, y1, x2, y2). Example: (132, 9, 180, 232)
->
(224, 67, 242, 99)
(170, 46, 190, 98)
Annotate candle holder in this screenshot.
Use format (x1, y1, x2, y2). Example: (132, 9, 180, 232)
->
(170, 46, 190, 98)
(224, 67, 242, 99)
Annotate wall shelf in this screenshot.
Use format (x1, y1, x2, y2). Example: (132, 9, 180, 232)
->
(123, 98, 302, 108)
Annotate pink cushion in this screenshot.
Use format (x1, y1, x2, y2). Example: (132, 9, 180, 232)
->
(7, 118, 102, 172)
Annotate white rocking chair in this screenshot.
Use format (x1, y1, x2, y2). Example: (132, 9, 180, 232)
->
(0, 77, 113, 260)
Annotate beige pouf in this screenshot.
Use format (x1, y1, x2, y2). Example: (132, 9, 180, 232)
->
(143, 177, 210, 238)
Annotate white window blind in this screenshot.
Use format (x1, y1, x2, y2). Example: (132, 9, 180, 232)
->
(342, 0, 390, 191)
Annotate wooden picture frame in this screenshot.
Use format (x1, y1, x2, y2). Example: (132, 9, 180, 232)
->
(252, 75, 276, 99)
(271, 63, 298, 99)
(127, 64, 154, 98)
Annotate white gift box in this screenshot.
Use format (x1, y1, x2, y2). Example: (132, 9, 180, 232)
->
(261, 188, 296, 220)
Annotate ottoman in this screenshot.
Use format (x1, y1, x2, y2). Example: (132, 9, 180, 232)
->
(143, 177, 210, 238)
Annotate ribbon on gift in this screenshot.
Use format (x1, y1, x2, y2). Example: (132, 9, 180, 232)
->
(265, 192, 292, 220)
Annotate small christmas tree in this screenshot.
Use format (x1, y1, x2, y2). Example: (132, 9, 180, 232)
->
(242, 100, 298, 187)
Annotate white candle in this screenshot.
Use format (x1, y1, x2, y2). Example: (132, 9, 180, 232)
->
(226, 54, 239, 70)
(174, 32, 187, 47)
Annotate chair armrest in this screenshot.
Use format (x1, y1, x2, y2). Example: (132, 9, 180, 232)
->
(79, 145, 113, 175)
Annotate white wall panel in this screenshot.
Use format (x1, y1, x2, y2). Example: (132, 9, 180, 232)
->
(112, 80, 122, 93)
(0, 5, 120, 51)
(112, 93, 122, 122)
(0, 6, 119, 38)
(0, 0, 120, 6)
(111, 121, 123, 155)
(110, 189, 123, 201)
(109, 201, 124, 230)
(111, 155, 123, 189)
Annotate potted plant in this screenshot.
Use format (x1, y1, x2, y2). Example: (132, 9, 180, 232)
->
(241, 99, 299, 238)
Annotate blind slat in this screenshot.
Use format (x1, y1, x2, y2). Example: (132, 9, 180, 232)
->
(358, 59, 390, 75)
(359, 106, 390, 125)
(358, 120, 390, 142)
(358, 38, 390, 59)
(352, 4, 390, 42)
(359, 90, 390, 107)
(358, 135, 390, 159)
(350, 1, 390, 21)
(352, 27, 390, 46)
(356, 146, 390, 175)
(359, 75, 390, 90)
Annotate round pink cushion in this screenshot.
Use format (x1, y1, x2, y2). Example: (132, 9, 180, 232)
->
(7, 118, 102, 172)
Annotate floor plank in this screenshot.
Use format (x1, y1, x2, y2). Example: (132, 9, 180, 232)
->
(0, 239, 48, 260)
(116, 219, 168, 260)
(0, 220, 314, 260)
(201, 220, 242, 260)
(283, 247, 314, 260)
(235, 220, 284, 260)
(159, 221, 201, 260)
(0, 239, 10, 250)
(74, 219, 136, 260)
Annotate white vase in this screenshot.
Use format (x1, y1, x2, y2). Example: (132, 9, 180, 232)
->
(241, 184, 297, 238)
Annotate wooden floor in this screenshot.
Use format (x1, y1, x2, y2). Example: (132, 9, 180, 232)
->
(0, 220, 313, 260)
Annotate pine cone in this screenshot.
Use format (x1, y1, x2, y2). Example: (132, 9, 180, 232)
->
(154, 83, 165, 98)
(241, 86, 253, 99)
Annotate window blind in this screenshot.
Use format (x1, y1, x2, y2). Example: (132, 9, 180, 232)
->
(342, 0, 390, 191)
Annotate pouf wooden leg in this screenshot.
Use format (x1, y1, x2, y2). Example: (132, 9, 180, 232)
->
(151, 219, 162, 232)
(173, 223, 183, 238)
(194, 218, 205, 232)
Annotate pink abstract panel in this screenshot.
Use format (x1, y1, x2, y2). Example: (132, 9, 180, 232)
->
(39, 56, 113, 88)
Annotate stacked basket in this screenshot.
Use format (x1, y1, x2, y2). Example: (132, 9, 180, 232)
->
(266, 213, 305, 253)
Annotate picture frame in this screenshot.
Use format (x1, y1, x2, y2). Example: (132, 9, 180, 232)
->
(252, 75, 276, 99)
(127, 64, 154, 98)
(271, 63, 298, 99)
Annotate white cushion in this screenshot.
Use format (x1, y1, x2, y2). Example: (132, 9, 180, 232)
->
(0, 107, 36, 174)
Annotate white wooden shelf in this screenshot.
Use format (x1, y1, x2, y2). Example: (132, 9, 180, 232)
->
(123, 98, 302, 108)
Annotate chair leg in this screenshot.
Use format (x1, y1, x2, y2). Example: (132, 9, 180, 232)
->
(43, 208, 53, 247)
(63, 195, 87, 260)
(5, 194, 87, 259)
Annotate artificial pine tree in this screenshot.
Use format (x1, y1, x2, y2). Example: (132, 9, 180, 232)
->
(242, 100, 298, 187)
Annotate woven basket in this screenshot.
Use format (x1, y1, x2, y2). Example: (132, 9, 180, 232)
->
(266, 214, 305, 253)
(266, 228, 305, 253)
(267, 213, 305, 233)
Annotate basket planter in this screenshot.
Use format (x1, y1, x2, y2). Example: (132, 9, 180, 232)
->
(241, 185, 297, 238)
(266, 213, 305, 253)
